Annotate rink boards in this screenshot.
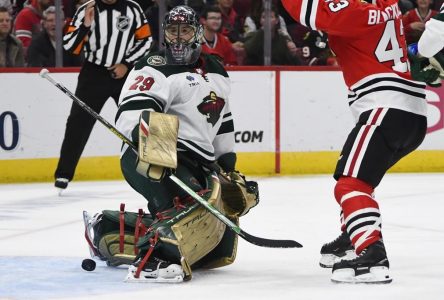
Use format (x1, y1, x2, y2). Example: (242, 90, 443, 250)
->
(1, 67, 444, 182)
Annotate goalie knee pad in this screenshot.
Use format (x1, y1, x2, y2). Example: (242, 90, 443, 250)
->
(334, 177, 381, 254)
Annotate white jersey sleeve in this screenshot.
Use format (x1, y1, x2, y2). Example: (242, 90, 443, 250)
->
(418, 7, 444, 58)
(212, 105, 235, 160)
(116, 66, 171, 145)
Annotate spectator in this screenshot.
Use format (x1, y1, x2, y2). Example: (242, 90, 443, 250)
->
(298, 30, 336, 66)
(243, 7, 300, 65)
(14, 0, 52, 57)
(399, 0, 415, 14)
(200, 5, 237, 65)
(12, 0, 27, 16)
(27, 6, 81, 67)
(0, 6, 24, 67)
(217, 0, 244, 42)
(0, 0, 12, 13)
(233, 0, 252, 19)
(243, 0, 290, 39)
(403, 0, 438, 44)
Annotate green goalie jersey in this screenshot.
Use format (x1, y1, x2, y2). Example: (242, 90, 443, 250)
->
(116, 51, 235, 164)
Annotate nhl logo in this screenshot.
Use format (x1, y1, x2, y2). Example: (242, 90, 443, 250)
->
(116, 16, 130, 32)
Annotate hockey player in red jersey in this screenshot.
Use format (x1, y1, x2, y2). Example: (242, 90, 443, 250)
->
(281, 0, 429, 283)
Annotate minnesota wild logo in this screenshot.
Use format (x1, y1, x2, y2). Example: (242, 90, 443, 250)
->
(197, 91, 225, 126)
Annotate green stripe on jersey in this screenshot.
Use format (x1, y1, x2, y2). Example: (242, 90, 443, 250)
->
(115, 100, 162, 122)
(135, 51, 229, 78)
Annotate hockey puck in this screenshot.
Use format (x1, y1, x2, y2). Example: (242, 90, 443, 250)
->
(81, 258, 96, 271)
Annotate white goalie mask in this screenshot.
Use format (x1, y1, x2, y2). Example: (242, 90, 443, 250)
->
(163, 6, 203, 65)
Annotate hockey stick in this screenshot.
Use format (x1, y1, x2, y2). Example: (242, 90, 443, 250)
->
(40, 69, 302, 248)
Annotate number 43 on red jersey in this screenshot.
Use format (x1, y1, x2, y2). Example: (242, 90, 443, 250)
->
(281, 0, 427, 120)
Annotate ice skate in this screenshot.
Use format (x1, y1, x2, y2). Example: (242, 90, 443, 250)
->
(320, 231, 356, 268)
(125, 257, 184, 283)
(55, 178, 69, 195)
(82, 211, 104, 259)
(331, 240, 392, 284)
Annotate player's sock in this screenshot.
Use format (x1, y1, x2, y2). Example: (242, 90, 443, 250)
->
(335, 177, 381, 254)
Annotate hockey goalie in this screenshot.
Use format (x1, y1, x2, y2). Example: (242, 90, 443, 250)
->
(82, 5, 259, 283)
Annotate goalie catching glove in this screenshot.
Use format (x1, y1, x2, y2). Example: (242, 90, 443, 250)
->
(133, 110, 179, 181)
(219, 171, 259, 218)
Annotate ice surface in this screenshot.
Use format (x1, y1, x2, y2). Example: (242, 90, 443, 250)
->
(1, 174, 443, 300)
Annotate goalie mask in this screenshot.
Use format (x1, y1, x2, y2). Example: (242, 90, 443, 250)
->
(163, 5, 203, 65)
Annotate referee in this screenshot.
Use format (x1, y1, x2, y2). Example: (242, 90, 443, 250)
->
(55, 0, 152, 192)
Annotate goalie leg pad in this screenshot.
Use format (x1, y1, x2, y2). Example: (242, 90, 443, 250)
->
(136, 110, 179, 181)
(84, 207, 154, 266)
(135, 171, 235, 280)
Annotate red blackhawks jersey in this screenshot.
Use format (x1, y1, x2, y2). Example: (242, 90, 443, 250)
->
(282, 0, 427, 120)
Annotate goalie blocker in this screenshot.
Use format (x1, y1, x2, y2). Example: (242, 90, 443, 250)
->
(134, 110, 179, 181)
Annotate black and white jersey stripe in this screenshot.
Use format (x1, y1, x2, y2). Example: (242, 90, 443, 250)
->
(299, 0, 320, 30)
(347, 74, 427, 119)
(348, 75, 426, 105)
(64, 0, 152, 67)
(440, 3, 444, 13)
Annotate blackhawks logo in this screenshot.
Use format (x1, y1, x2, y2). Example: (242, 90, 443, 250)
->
(198, 91, 225, 126)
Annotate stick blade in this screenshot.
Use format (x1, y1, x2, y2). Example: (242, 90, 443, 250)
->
(239, 230, 303, 248)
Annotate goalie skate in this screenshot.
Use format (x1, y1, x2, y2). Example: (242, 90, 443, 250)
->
(125, 257, 184, 283)
(82, 211, 103, 259)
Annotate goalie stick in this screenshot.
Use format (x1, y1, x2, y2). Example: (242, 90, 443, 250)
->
(40, 68, 302, 249)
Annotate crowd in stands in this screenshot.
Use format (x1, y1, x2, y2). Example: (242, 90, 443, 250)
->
(1, 0, 443, 68)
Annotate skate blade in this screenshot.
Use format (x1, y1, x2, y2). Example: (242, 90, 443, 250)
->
(124, 272, 184, 283)
(319, 250, 357, 268)
(331, 266, 392, 284)
(56, 187, 65, 196)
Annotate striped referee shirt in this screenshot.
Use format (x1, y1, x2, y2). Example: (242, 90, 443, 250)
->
(64, 0, 152, 68)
